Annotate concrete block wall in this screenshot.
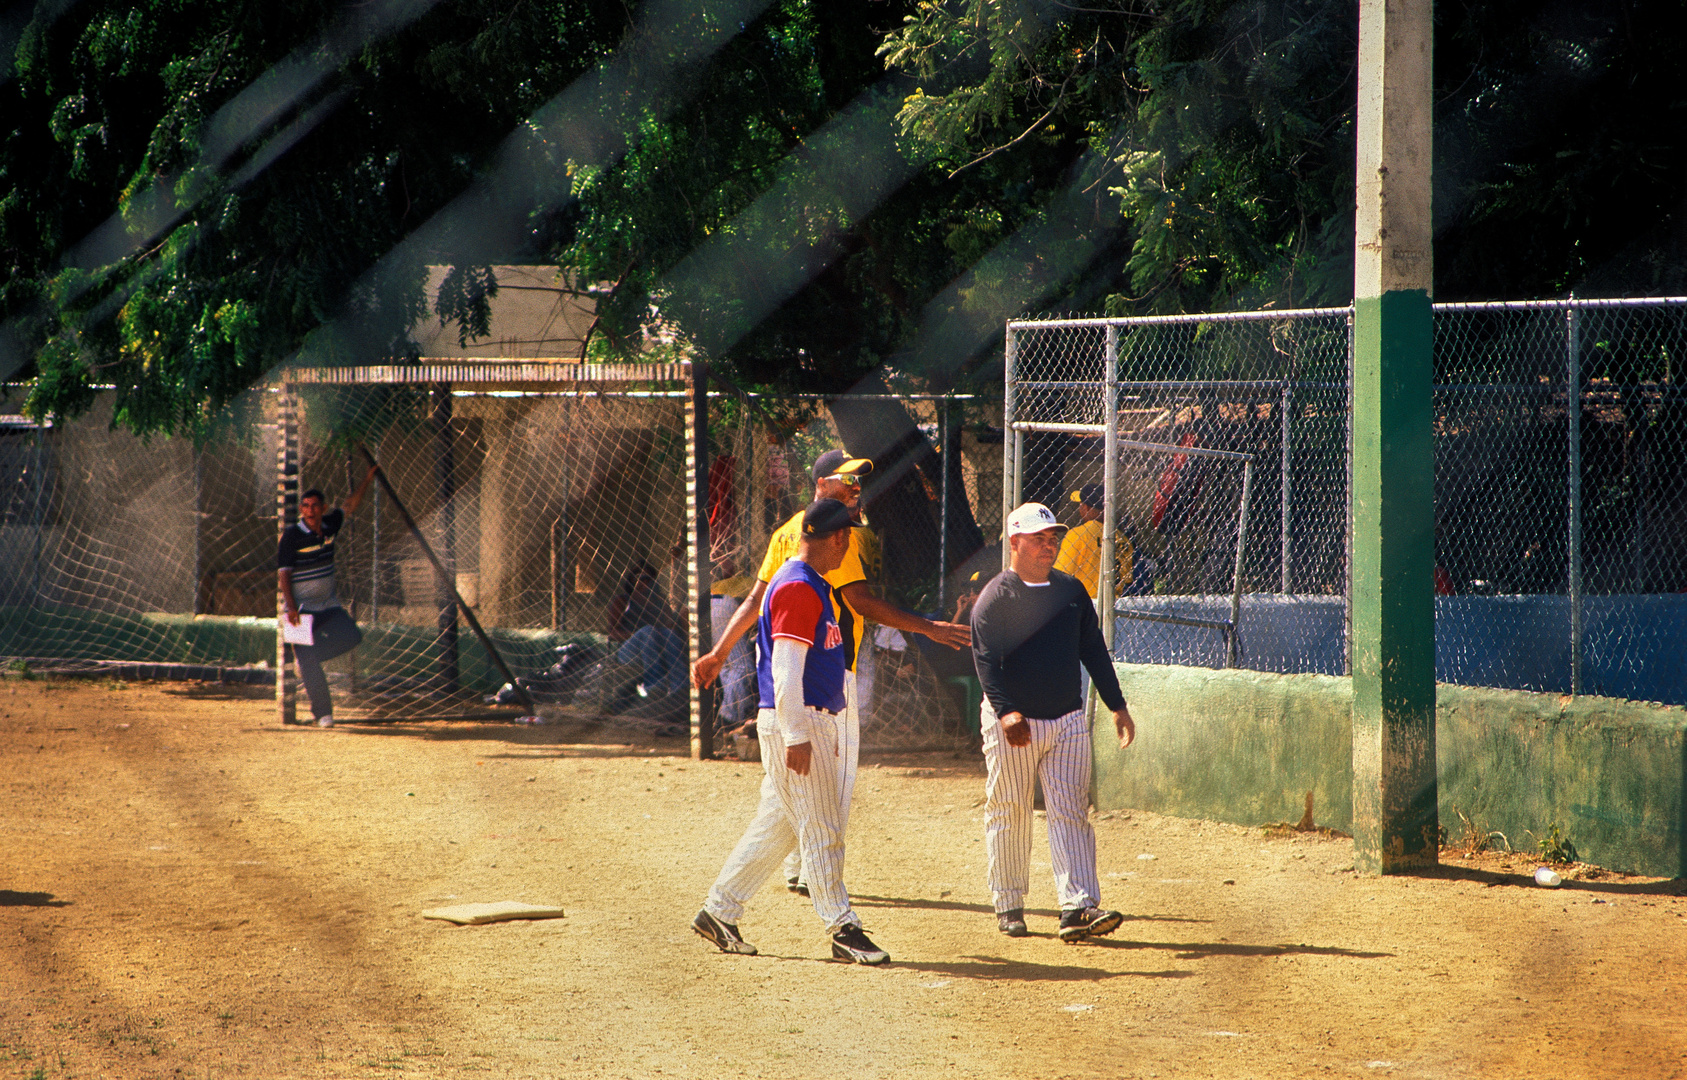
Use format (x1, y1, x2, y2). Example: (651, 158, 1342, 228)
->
(1095, 663, 1686, 878)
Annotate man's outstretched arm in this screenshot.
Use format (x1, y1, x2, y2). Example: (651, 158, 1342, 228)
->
(691, 580, 769, 688)
(837, 582, 970, 649)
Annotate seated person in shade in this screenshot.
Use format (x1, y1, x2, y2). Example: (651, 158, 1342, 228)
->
(608, 561, 680, 641)
(709, 561, 759, 731)
(576, 560, 686, 733)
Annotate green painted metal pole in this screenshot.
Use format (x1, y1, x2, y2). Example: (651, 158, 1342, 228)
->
(1351, 0, 1437, 874)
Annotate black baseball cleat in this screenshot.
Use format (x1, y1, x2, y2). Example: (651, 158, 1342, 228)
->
(786, 876, 810, 897)
(996, 909, 1029, 937)
(830, 924, 889, 965)
(1057, 906, 1124, 943)
(693, 909, 757, 955)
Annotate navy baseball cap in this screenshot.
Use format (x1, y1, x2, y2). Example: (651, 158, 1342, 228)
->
(802, 498, 860, 538)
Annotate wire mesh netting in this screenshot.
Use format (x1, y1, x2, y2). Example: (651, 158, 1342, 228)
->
(1008, 298, 1687, 707)
(1, 371, 710, 737)
(0, 370, 987, 751)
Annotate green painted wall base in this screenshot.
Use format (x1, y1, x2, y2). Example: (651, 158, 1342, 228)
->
(1095, 663, 1687, 878)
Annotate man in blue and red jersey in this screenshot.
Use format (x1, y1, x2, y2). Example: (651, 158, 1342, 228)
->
(692, 499, 890, 965)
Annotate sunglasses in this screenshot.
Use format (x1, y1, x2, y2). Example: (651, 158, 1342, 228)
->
(824, 474, 862, 487)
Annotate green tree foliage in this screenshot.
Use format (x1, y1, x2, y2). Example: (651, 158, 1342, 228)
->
(4, 0, 1683, 439)
(0, 0, 632, 436)
(876, 0, 1687, 314)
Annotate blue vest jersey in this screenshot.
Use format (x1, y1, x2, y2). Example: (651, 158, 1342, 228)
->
(756, 559, 849, 714)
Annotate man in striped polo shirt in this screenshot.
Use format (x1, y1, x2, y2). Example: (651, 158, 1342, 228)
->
(693, 498, 890, 965)
(278, 468, 376, 727)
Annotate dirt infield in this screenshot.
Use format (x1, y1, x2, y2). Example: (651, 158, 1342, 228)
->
(3, 677, 1686, 1080)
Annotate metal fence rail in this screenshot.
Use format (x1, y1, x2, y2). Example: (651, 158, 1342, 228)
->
(1006, 297, 1687, 707)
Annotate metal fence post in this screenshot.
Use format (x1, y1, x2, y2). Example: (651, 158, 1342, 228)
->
(938, 394, 949, 613)
(687, 357, 716, 760)
(1280, 377, 1292, 593)
(1002, 325, 1018, 571)
(370, 464, 381, 626)
(431, 383, 459, 693)
(1567, 305, 1583, 696)
(193, 449, 203, 614)
(1229, 458, 1255, 667)
(276, 385, 299, 726)
(1101, 325, 1118, 653)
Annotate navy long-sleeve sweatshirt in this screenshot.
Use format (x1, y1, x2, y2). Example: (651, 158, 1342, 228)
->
(969, 568, 1126, 719)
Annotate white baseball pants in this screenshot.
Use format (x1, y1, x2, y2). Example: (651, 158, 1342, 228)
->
(782, 670, 858, 887)
(707, 702, 860, 934)
(980, 700, 1102, 915)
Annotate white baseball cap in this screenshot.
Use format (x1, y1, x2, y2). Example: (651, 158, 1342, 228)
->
(1005, 502, 1067, 538)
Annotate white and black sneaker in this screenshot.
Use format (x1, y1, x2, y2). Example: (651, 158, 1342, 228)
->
(831, 924, 889, 965)
(692, 909, 757, 955)
(786, 876, 810, 897)
(1057, 906, 1123, 943)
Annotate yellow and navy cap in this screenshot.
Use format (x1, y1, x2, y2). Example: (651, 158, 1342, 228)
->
(811, 449, 873, 482)
(1070, 483, 1104, 508)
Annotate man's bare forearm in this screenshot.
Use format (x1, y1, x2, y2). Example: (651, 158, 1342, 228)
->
(712, 581, 768, 659)
(278, 570, 300, 624)
(838, 583, 969, 645)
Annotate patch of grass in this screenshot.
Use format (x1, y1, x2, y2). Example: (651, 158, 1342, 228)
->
(1449, 808, 1512, 856)
(5, 658, 34, 679)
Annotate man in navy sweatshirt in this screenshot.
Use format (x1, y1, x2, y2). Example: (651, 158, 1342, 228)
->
(969, 501, 1136, 942)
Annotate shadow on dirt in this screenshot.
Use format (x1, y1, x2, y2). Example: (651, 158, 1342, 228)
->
(1423, 863, 1687, 896)
(0, 890, 71, 907)
(1101, 938, 1395, 960)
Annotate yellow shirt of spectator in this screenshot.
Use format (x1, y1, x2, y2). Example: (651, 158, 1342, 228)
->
(1054, 518, 1133, 599)
(757, 510, 880, 670)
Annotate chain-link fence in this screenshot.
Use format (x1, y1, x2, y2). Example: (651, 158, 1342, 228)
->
(0, 367, 995, 752)
(1435, 299, 1687, 702)
(1006, 297, 1687, 707)
(1007, 309, 1352, 673)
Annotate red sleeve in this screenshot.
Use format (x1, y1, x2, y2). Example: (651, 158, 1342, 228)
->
(768, 580, 823, 646)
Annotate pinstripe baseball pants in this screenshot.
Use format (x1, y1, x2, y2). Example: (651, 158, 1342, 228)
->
(706, 702, 860, 934)
(980, 699, 1102, 915)
(783, 670, 858, 888)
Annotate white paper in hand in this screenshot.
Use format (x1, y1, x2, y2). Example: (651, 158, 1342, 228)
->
(280, 612, 314, 646)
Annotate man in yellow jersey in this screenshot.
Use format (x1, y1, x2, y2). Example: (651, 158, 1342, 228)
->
(694, 448, 972, 891)
(1054, 484, 1132, 600)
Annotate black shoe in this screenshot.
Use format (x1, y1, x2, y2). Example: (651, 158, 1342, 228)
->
(1057, 906, 1123, 943)
(786, 876, 810, 897)
(692, 909, 757, 955)
(830, 924, 889, 965)
(996, 909, 1028, 937)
